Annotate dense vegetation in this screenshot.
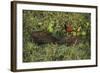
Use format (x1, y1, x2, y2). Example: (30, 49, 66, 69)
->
(23, 10, 91, 62)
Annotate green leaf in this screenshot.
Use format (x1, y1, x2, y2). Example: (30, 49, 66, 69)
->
(81, 31, 86, 36)
(47, 23, 53, 32)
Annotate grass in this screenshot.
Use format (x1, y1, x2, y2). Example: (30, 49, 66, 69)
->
(23, 41, 90, 62)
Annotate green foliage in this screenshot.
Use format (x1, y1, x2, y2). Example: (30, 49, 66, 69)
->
(23, 10, 91, 62)
(23, 42, 90, 62)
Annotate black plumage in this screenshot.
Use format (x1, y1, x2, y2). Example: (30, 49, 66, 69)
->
(31, 31, 58, 44)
